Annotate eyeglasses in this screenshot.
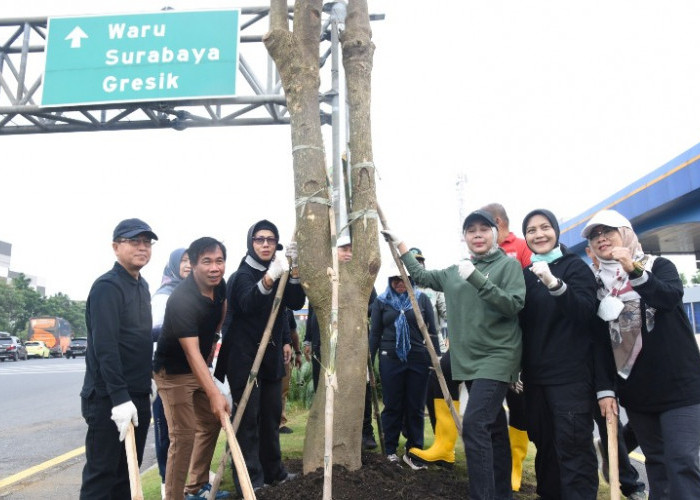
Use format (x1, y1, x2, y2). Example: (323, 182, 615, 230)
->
(117, 237, 155, 248)
(587, 227, 617, 241)
(252, 236, 278, 246)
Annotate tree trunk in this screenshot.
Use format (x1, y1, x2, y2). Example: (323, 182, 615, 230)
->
(264, 0, 379, 474)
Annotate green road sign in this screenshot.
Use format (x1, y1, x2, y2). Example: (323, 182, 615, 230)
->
(42, 10, 239, 106)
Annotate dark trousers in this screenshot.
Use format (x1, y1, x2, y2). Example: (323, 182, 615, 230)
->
(311, 343, 321, 391)
(152, 393, 169, 482)
(363, 382, 374, 437)
(425, 353, 460, 430)
(230, 378, 287, 489)
(79, 394, 150, 500)
(525, 381, 598, 500)
(627, 403, 700, 500)
(506, 390, 527, 431)
(463, 379, 512, 500)
(593, 409, 645, 496)
(379, 353, 430, 454)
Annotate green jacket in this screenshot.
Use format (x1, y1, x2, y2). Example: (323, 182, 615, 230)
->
(401, 250, 525, 383)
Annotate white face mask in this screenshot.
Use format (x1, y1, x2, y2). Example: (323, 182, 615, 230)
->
(598, 295, 624, 321)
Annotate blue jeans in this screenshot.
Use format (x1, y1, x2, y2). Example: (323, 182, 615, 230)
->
(152, 393, 170, 482)
(463, 379, 512, 500)
(627, 403, 700, 500)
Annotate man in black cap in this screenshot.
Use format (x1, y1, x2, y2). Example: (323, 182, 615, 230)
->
(80, 218, 158, 500)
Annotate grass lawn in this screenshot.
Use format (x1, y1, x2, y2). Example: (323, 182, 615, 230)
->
(139, 403, 613, 499)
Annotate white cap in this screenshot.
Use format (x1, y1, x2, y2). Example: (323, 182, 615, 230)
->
(581, 209, 633, 238)
(337, 234, 351, 247)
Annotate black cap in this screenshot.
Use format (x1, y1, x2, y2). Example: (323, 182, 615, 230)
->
(408, 247, 424, 260)
(113, 218, 158, 241)
(462, 210, 497, 231)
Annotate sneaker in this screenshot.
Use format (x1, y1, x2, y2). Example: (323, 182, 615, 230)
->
(362, 434, 378, 450)
(594, 437, 610, 483)
(627, 491, 647, 500)
(184, 482, 232, 499)
(161, 483, 166, 500)
(279, 425, 294, 434)
(387, 453, 401, 465)
(278, 472, 298, 484)
(402, 453, 427, 471)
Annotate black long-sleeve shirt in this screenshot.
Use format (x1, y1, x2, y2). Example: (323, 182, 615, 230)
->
(597, 257, 700, 413)
(519, 252, 598, 386)
(81, 262, 153, 406)
(369, 288, 439, 362)
(214, 256, 305, 388)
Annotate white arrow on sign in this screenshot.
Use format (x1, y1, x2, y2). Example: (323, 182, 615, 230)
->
(65, 26, 88, 48)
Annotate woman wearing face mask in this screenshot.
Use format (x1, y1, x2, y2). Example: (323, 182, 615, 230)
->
(151, 248, 191, 499)
(520, 209, 599, 500)
(383, 209, 525, 500)
(369, 263, 439, 469)
(584, 209, 700, 499)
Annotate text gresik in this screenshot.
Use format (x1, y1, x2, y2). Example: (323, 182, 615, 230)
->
(102, 22, 220, 94)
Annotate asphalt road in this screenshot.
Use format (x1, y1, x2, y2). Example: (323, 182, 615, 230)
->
(0, 356, 156, 499)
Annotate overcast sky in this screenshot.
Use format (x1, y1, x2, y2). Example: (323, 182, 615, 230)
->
(3, 1, 700, 300)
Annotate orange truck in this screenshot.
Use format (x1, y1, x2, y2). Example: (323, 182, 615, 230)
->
(28, 316, 74, 357)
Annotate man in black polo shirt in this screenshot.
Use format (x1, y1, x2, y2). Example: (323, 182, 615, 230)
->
(80, 218, 157, 500)
(154, 237, 231, 500)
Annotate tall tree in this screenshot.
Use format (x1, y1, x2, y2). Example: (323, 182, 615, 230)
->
(264, 0, 379, 472)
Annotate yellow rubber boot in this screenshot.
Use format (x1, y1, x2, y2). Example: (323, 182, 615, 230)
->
(407, 399, 459, 468)
(509, 426, 529, 491)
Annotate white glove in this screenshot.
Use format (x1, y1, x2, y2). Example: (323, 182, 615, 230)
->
(266, 254, 288, 281)
(531, 261, 559, 289)
(150, 379, 158, 405)
(111, 401, 138, 442)
(510, 379, 524, 394)
(458, 260, 475, 280)
(380, 230, 402, 247)
(285, 241, 298, 268)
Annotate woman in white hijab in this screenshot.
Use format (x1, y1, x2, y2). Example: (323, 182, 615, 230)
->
(584, 209, 700, 499)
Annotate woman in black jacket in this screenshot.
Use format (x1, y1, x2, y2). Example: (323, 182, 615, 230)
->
(214, 220, 305, 491)
(585, 209, 700, 499)
(520, 209, 600, 500)
(370, 265, 439, 470)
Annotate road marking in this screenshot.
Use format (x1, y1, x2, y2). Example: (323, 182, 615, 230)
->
(0, 446, 85, 489)
(0, 417, 156, 489)
(0, 364, 86, 375)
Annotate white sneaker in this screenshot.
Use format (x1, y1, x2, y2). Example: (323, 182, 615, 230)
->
(161, 483, 166, 500)
(387, 453, 401, 465)
(403, 453, 427, 471)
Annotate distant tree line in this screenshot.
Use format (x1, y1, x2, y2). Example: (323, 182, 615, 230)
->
(0, 273, 86, 339)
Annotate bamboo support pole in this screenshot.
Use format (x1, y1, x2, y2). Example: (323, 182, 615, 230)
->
(223, 418, 256, 500)
(607, 415, 621, 500)
(367, 351, 385, 455)
(125, 423, 144, 500)
(322, 205, 340, 500)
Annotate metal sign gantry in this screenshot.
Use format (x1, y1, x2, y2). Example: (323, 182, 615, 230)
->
(0, 5, 381, 135)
